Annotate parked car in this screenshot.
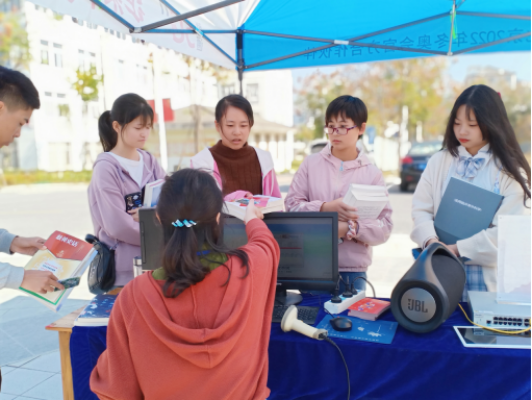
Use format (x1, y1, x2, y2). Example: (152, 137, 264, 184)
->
(400, 141, 442, 191)
(306, 139, 375, 164)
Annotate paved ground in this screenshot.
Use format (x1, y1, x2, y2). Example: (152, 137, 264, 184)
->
(0, 176, 416, 399)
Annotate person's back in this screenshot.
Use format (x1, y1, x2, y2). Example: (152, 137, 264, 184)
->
(90, 169, 280, 399)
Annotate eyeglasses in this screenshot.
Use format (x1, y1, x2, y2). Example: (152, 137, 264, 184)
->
(324, 126, 358, 135)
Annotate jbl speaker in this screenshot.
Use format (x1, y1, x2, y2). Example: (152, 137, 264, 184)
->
(391, 243, 466, 333)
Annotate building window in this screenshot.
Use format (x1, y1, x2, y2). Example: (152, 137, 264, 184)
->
(53, 43, 63, 68)
(246, 84, 259, 103)
(57, 93, 66, 98)
(41, 50, 49, 65)
(44, 92, 52, 97)
(221, 84, 235, 97)
(58, 104, 70, 117)
(78, 49, 85, 70)
(55, 53, 63, 68)
(41, 40, 49, 65)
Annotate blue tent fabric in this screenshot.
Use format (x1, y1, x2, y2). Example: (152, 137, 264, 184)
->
(241, 0, 531, 71)
(32, 0, 530, 72)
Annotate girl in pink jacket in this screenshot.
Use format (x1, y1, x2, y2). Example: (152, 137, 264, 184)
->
(88, 94, 166, 286)
(190, 95, 281, 200)
(285, 96, 393, 292)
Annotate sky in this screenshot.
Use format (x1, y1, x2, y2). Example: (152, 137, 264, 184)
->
(291, 52, 531, 87)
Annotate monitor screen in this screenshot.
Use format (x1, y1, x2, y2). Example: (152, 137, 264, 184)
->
(223, 213, 338, 284)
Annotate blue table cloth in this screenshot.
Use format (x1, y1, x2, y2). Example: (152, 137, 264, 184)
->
(71, 294, 531, 400)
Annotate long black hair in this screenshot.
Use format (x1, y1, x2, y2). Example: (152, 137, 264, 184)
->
(98, 93, 153, 152)
(215, 94, 254, 127)
(156, 168, 249, 298)
(443, 84, 531, 204)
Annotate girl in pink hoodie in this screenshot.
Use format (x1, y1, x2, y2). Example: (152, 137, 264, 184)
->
(285, 95, 393, 292)
(190, 94, 281, 201)
(88, 94, 166, 286)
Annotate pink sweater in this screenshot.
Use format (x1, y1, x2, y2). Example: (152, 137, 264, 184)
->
(285, 144, 393, 272)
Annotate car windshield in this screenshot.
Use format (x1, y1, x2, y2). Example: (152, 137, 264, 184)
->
(311, 143, 327, 154)
(409, 142, 441, 156)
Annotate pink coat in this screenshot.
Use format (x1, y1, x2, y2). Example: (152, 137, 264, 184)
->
(190, 146, 281, 199)
(88, 151, 166, 286)
(285, 144, 393, 272)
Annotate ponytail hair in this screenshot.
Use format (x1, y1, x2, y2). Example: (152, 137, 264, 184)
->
(156, 169, 249, 298)
(98, 93, 154, 152)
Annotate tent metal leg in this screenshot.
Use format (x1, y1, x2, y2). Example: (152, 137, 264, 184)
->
(237, 30, 244, 96)
(238, 69, 243, 96)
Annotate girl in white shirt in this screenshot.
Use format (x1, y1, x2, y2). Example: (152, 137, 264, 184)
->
(88, 94, 166, 286)
(411, 84, 530, 300)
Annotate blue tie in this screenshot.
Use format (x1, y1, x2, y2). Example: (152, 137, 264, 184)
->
(456, 156, 486, 178)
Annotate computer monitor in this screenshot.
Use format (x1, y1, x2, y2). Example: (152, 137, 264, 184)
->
(223, 212, 338, 305)
(139, 209, 339, 305)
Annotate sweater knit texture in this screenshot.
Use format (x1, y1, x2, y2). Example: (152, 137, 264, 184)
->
(209, 140, 263, 196)
(90, 219, 280, 400)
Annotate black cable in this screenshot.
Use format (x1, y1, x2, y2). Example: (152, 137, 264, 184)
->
(352, 276, 376, 298)
(320, 334, 350, 400)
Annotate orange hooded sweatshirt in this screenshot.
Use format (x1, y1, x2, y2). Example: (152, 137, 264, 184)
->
(90, 219, 280, 400)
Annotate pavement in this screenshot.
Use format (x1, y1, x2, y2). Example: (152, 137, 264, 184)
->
(0, 176, 416, 399)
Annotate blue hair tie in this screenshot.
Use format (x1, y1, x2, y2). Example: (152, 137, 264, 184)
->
(172, 219, 196, 228)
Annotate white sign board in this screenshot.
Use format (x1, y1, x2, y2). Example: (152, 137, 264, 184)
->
(497, 215, 531, 305)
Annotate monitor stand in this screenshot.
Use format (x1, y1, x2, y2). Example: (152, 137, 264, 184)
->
(275, 288, 302, 306)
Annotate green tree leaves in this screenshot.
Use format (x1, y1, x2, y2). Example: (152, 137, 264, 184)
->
(0, 12, 30, 69)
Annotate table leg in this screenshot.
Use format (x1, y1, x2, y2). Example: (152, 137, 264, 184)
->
(58, 331, 74, 400)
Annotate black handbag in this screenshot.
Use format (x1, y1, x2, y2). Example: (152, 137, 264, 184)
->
(85, 234, 116, 294)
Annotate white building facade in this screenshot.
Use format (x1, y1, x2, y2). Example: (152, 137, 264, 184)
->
(7, 2, 295, 173)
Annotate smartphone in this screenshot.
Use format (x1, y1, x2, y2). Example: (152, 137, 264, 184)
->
(54, 277, 81, 291)
(125, 192, 143, 211)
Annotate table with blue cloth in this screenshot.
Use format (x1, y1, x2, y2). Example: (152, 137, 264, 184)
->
(70, 294, 531, 400)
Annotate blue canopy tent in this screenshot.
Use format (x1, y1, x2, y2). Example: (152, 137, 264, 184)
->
(31, 0, 531, 92)
(28, 0, 531, 166)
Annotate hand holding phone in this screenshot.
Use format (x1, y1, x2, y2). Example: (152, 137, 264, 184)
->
(54, 277, 81, 292)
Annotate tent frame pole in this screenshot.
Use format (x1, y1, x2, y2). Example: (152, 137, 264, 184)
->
(447, 0, 456, 56)
(88, 0, 134, 29)
(242, 12, 449, 45)
(157, 0, 238, 65)
(131, 0, 244, 33)
(237, 29, 244, 95)
(456, 11, 531, 20)
(142, 29, 236, 34)
(453, 31, 531, 55)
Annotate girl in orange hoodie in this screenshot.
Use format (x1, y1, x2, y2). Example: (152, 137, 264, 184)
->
(90, 169, 280, 400)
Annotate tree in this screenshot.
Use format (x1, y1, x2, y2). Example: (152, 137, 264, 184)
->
(463, 70, 531, 147)
(0, 11, 30, 69)
(72, 65, 103, 103)
(295, 58, 453, 141)
(72, 65, 103, 169)
(180, 55, 232, 153)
